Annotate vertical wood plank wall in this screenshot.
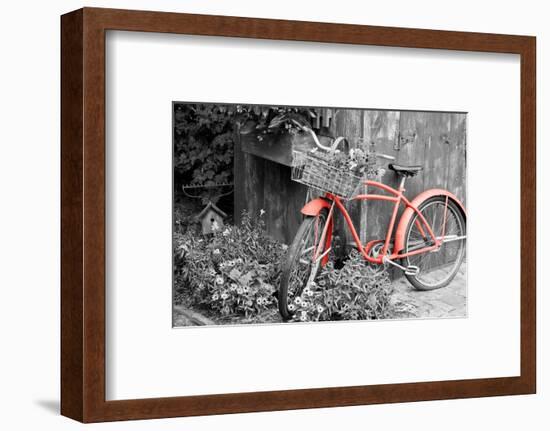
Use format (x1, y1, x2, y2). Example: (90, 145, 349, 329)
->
(234, 109, 467, 248)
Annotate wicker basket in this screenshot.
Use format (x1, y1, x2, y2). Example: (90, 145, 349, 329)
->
(291, 151, 363, 200)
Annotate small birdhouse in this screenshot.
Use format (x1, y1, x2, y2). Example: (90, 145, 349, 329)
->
(196, 202, 227, 235)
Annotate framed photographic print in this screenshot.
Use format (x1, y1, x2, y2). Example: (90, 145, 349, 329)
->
(173, 102, 468, 326)
(61, 7, 536, 422)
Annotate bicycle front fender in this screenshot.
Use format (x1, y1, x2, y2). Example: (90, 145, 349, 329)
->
(300, 197, 331, 216)
(301, 197, 333, 266)
(394, 189, 466, 254)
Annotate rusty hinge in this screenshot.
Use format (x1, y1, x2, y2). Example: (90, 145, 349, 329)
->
(440, 134, 451, 145)
(394, 131, 417, 151)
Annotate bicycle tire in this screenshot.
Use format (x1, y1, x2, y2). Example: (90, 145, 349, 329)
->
(402, 196, 466, 291)
(278, 209, 329, 321)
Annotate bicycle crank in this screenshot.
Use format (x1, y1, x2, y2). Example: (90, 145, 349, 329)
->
(367, 241, 393, 259)
(364, 242, 391, 274)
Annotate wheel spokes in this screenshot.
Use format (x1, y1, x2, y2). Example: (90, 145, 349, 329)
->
(406, 201, 465, 288)
(287, 214, 326, 303)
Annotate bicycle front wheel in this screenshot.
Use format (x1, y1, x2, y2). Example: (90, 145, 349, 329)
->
(403, 197, 466, 291)
(279, 209, 329, 321)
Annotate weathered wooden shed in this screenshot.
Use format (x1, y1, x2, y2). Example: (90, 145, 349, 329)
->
(234, 108, 467, 250)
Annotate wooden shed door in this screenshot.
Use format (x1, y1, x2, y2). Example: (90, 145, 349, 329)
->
(397, 111, 467, 205)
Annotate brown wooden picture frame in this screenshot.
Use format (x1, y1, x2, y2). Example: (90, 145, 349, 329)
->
(61, 7, 536, 423)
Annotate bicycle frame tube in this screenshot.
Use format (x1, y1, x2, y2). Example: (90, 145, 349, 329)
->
(324, 179, 441, 265)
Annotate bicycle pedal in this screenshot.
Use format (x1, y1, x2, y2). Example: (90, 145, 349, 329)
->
(405, 265, 419, 276)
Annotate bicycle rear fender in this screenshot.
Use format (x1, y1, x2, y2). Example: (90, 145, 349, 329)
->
(394, 189, 466, 254)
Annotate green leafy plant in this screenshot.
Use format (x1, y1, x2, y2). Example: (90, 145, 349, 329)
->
(238, 107, 317, 141)
(174, 204, 396, 324)
(174, 104, 318, 205)
(174, 211, 287, 319)
(174, 104, 235, 204)
(289, 251, 394, 322)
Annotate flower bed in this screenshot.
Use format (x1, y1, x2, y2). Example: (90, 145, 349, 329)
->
(174, 212, 285, 322)
(174, 211, 396, 325)
(289, 251, 394, 323)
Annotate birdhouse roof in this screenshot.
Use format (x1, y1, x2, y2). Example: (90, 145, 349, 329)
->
(197, 202, 227, 219)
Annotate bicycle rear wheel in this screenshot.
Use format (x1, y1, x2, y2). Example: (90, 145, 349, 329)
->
(279, 209, 329, 321)
(403, 197, 466, 291)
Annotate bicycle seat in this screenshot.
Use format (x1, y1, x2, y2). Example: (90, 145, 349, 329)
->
(389, 164, 423, 177)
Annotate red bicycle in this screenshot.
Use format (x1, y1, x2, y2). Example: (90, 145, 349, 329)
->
(279, 126, 467, 321)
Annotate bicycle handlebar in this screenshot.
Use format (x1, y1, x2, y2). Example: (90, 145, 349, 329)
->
(302, 125, 333, 151)
(300, 123, 396, 160)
